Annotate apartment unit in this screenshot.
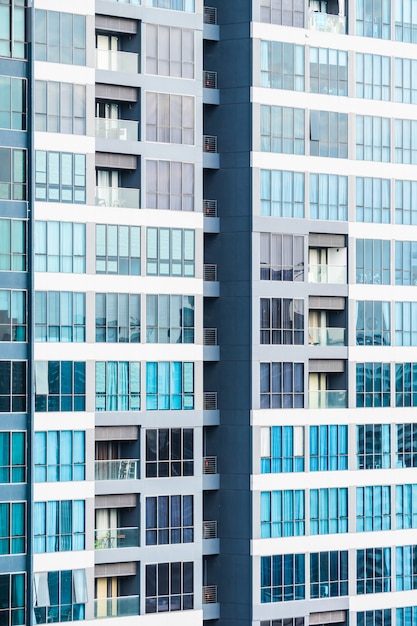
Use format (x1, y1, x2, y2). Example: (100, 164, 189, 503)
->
(1, 0, 417, 625)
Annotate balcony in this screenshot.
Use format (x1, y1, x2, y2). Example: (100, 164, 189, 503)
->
(204, 264, 217, 281)
(204, 199, 217, 217)
(204, 392, 218, 410)
(94, 596, 140, 619)
(308, 264, 347, 284)
(95, 118, 139, 142)
(309, 327, 346, 346)
(204, 6, 217, 24)
(106, 0, 140, 3)
(308, 10, 347, 33)
(203, 456, 217, 474)
(96, 49, 139, 74)
(94, 527, 139, 550)
(203, 585, 217, 604)
(309, 390, 347, 409)
(95, 186, 140, 209)
(204, 135, 217, 153)
(204, 70, 218, 89)
(203, 521, 217, 540)
(95, 459, 139, 480)
(204, 328, 217, 346)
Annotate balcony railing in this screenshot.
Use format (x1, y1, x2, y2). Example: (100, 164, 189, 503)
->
(95, 459, 139, 480)
(203, 521, 218, 540)
(204, 70, 218, 89)
(308, 264, 347, 284)
(309, 390, 347, 409)
(204, 328, 218, 346)
(203, 456, 217, 474)
(107, 0, 140, 3)
(204, 199, 217, 217)
(95, 186, 140, 209)
(204, 392, 218, 410)
(204, 6, 217, 24)
(204, 135, 218, 153)
(94, 527, 139, 550)
(96, 49, 139, 73)
(204, 264, 218, 281)
(95, 118, 139, 142)
(308, 10, 347, 33)
(94, 596, 140, 619)
(203, 585, 218, 604)
(309, 327, 346, 346)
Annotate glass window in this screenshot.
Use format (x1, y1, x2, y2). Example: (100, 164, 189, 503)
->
(35, 81, 85, 134)
(395, 180, 417, 224)
(35, 151, 86, 203)
(260, 0, 305, 27)
(34, 10, 86, 65)
(395, 119, 417, 163)
(310, 551, 348, 598)
(356, 0, 390, 38)
(261, 41, 304, 90)
(260, 170, 304, 217)
(396, 546, 417, 590)
(356, 53, 390, 100)
(396, 0, 417, 41)
(146, 495, 193, 545)
(34, 430, 85, 482)
(396, 484, 417, 529)
(146, 93, 194, 144)
(146, 227, 194, 277)
(357, 424, 391, 469)
(261, 490, 305, 537)
(0, 573, 25, 626)
(146, 428, 193, 478)
(396, 424, 417, 468)
(260, 298, 304, 345)
(0, 219, 26, 272)
(395, 58, 417, 103)
(261, 426, 305, 473)
(146, 25, 194, 78)
(146, 160, 194, 210)
(96, 293, 140, 343)
(356, 177, 390, 223)
(96, 224, 140, 275)
(260, 233, 304, 281)
(310, 173, 347, 220)
(0, 0, 26, 59)
(0, 76, 26, 130)
(358, 610, 392, 626)
(261, 105, 305, 154)
(35, 292, 85, 342)
(260, 362, 304, 408)
(0, 290, 26, 341)
(0, 147, 26, 201)
(356, 486, 391, 531)
(397, 607, 417, 626)
(0, 502, 25, 554)
(34, 500, 85, 553)
(0, 361, 26, 412)
(95, 362, 140, 411)
(146, 362, 194, 410)
(356, 301, 390, 346)
(260, 554, 305, 603)
(147, 0, 195, 10)
(145, 562, 194, 613)
(395, 240, 417, 285)
(146, 295, 194, 343)
(35, 222, 85, 274)
(395, 363, 417, 407)
(310, 425, 348, 471)
(310, 48, 347, 95)
(34, 361, 85, 412)
(356, 115, 391, 162)
(396, 302, 417, 345)
(33, 570, 86, 623)
(356, 239, 390, 284)
(310, 111, 347, 158)
(310, 488, 348, 534)
(356, 363, 391, 407)
(0, 432, 25, 483)
(261, 620, 304, 626)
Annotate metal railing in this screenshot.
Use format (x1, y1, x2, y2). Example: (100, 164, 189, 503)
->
(203, 520, 218, 540)
(309, 327, 346, 346)
(95, 459, 139, 480)
(308, 264, 347, 284)
(204, 328, 218, 346)
(202, 585, 218, 604)
(96, 49, 139, 73)
(204, 6, 217, 23)
(204, 392, 218, 410)
(204, 70, 218, 89)
(94, 596, 140, 619)
(94, 527, 139, 550)
(203, 456, 217, 474)
(204, 264, 218, 281)
(204, 199, 217, 217)
(309, 390, 347, 409)
(95, 118, 139, 142)
(204, 135, 218, 153)
(95, 186, 140, 209)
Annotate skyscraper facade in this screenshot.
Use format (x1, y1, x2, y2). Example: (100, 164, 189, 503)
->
(1, 0, 417, 625)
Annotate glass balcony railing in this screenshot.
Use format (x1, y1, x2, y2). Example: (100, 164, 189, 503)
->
(95, 118, 139, 142)
(308, 10, 347, 33)
(95, 459, 139, 480)
(308, 264, 347, 284)
(94, 527, 139, 549)
(309, 327, 346, 346)
(96, 50, 139, 73)
(309, 390, 347, 409)
(94, 596, 140, 619)
(95, 187, 140, 209)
